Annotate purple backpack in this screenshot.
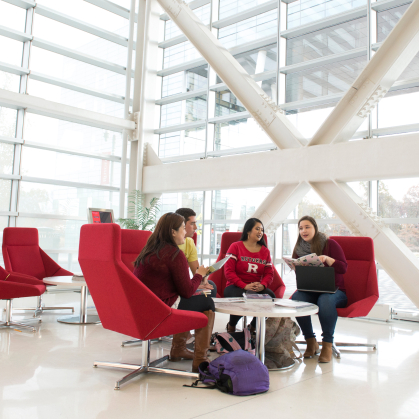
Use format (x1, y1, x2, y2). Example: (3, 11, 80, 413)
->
(185, 350, 269, 396)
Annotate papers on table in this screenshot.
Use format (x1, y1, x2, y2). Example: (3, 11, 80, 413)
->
(212, 297, 245, 303)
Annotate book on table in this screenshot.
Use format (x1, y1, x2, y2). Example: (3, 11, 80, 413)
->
(283, 253, 324, 271)
(193, 289, 212, 296)
(274, 299, 313, 309)
(244, 291, 274, 302)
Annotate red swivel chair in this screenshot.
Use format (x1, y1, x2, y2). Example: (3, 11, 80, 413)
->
(328, 236, 379, 358)
(78, 223, 207, 390)
(210, 232, 286, 298)
(0, 266, 46, 332)
(2, 227, 74, 317)
(120, 229, 153, 347)
(120, 229, 152, 273)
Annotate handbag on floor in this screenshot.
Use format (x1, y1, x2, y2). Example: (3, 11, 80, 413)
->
(212, 328, 255, 355)
(184, 350, 269, 396)
(264, 317, 302, 369)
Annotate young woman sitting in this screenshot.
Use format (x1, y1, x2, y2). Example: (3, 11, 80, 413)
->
(224, 218, 275, 333)
(291, 215, 348, 363)
(133, 212, 214, 372)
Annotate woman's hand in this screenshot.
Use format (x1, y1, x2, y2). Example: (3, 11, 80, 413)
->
(244, 284, 255, 291)
(196, 265, 209, 277)
(319, 255, 335, 266)
(198, 278, 214, 290)
(244, 282, 264, 292)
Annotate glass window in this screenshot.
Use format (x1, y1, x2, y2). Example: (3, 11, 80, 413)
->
(36, 0, 129, 35)
(287, 0, 365, 29)
(0, 107, 17, 137)
(218, 10, 277, 49)
(233, 46, 277, 75)
(21, 147, 121, 188)
(161, 67, 208, 99)
(0, 179, 12, 212)
(160, 96, 207, 128)
(286, 18, 368, 66)
(27, 79, 125, 118)
(0, 216, 9, 268)
(165, 4, 210, 40)
(213, 117, 272, 151)
(214, 90, 246, 117)
(285, 55, 367, 103)
(0, 70, 21, 93)
(378, 90, 419, 129)
(0, 36, 24, 67)
(33, 15, 127, 66)
(159, 127, 206, 158)
(163, 41, 202, 69)
(377, 5, 408, 43)
(0, 2, 27, 31)
(30, 47, 126, 96)
(24, 114, 123, 157)
(0, 143, 15, 175)
(19, 182, 120, 218)
(219, 0, 273, 20)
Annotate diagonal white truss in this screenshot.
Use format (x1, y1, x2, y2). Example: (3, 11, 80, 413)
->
(152, 0, 419, 307)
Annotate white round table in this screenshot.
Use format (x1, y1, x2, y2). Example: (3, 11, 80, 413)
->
(43, 276, 100, 325)
(214, 299, 318, 369)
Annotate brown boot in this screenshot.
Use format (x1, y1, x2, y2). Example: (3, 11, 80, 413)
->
(193, 310, 215, 372)
(318, 342, 333, 363)
(304, 337, 320, 358)
(169, 331, 194, 361)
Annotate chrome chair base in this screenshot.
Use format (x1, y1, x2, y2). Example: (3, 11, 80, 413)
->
(95, 340, 199, 390)
(121, 336, 173, 347)
(296, 340, 377, 359)
(0, 300, 42, 332)
(12, 295, 74, 317)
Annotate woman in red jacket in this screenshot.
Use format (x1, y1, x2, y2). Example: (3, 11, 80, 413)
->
(224, 218, 274, 333)
(291, 216, 348, 363)
(133, 212, 214, 372)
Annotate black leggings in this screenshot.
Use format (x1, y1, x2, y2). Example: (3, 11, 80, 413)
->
(178, 294, 215, 312)
(224, 285, 276, 328)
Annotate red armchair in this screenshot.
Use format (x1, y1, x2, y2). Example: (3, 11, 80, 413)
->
(78, 223, 207, 389)
(2, 227, 74, 317)
(0, 266, 46, 332)
(329, 236, 379, 357)
(120, 229, 152, 273)
(210, 232, 286, 298)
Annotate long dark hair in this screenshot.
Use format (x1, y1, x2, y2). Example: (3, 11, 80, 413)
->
(134, 212, 184, 266)
(293, 215, 328, 256)
(240, 218, 267, 247)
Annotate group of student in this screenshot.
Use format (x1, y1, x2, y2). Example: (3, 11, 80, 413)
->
(133, 209, 348, 370)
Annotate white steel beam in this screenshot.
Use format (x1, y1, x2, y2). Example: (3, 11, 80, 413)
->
(32, 38, 127, 75)
(84, 0, 137, 22)
(160, 0, 210, 20)
(143, 132, 419, 192)
(310, 0, 419, 145)
(0, 135, 24, 145)
(35, 5, 129, 47)
(0, 25, 32, 42)
(21, 176, 119, 192)
(3, 0, 35, 8)
(0, 61, 29, 76)
(371, 0, 412, 12)
(310, 181, 419, 308)
(0, 88, 134, 131)
(0, 174, 21, 181)
(156, 0, 305, 149)
(29, 71, 125, 103)
(252, 182, 311, 234)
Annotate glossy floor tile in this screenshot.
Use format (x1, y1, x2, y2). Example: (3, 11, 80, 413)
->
(1, 292, 419, 419)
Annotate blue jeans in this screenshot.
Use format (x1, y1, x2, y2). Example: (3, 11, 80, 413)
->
(291, 290, 348, 343)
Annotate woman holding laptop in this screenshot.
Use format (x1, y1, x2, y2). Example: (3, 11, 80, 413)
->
(224, 218, 275, 334)
(133, 212, 214, 372)
(291, 216, 348, 363)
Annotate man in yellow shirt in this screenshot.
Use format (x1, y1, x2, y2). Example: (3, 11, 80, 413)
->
(175, 208, 217, 297)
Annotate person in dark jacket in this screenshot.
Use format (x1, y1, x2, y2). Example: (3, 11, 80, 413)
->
(291, 216, 348, 363)
(133, 212, 213, 372)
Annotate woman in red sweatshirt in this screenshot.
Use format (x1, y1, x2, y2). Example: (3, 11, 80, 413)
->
(291, 215, 348, 363)
(224, 218, 274, 333)
(133, 212, 214, 372)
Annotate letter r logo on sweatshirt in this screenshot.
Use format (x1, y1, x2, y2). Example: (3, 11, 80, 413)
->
(247, 263, 258, 273)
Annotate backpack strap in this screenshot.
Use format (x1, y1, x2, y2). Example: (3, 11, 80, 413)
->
(215, 332, 243, 352)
